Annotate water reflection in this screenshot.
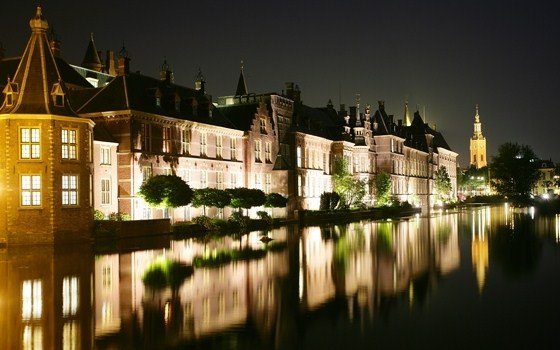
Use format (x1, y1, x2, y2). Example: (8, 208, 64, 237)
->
(2, 206, 560, 349)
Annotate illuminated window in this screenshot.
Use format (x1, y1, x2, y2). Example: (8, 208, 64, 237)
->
(260, 117, 266, 133)
(21, 175, 41, 206)
(61, 129, 77, 160)
(142, 166, 152, 183)
(181, 129, 190, 155)
(101, 179, 110, 205)
(100, 146, 110, 165)
(296, 146, 302, 167)
(216, 135, 223, 158)
(265, 142, 271, 162)
(297, 175, 302, 196)
(255, 140, 262, 162)
(62, 175, 78, 206)
(230, 137, 237, 160)
(217, 171, 224, 190)
(63, 320, 79, 350)
(22, 279, 42, 320)
(200, 132, 207, 156)
(200, 170, 207, 188)
(140, 123, 152, 151)
(23, 324, 43, 350)
(62, 276, 79, 317)
(162, 126, 171, 153)
(265, 174, 271, 193)
(254, 173, 262, 189)
(230, 173, 237, 188)
(20, 128, 40, 159)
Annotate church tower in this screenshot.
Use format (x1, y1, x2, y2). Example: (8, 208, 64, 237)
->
(469, 104, 487, 168)
(0, 7, 94, 245)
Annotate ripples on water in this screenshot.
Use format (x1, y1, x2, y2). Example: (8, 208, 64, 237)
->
(1, 205, 559, 349)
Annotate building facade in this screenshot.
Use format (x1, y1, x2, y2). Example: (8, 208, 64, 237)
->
(0, 7, 460, 241)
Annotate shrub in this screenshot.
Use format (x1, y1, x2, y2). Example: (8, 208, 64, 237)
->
(256, 211, 272, 225)
(108, 212, 130, 221)
(94, 209, 105, 220)
(320, 192, 340, 211)
(210, 218, 229, 231)
(228, 211, 250, 230)
(193, 216, 213, 230)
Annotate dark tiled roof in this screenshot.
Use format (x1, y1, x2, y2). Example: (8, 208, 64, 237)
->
(293, 103, 341, 140)
(77, 72, 236, 129)
(217, 103, 259, 131)
(235, 69, 248, 96)
(93, 123, 117, 143)
(400, 111, 453, 153)
(0, 11, 85, 117)
(81, 35, 102, 70)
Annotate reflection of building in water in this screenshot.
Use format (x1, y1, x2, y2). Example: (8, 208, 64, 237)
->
(470, 207, 491, 292)
(94, 228, 289, 345)
(431, 212, 460, 275)
(0, 246, 93, 350)
(299, 226, 335, 310)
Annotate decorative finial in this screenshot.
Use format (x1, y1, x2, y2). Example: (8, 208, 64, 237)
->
(119, 41, 129, 58)
(476, 104, 479, 115)
(90, 32, 94, 41)
(36, 6, 42, 18)
(30, 5, 48, 31)
(240, 59, 244, 71)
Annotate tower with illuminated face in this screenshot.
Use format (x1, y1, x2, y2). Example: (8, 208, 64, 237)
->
(469, 105, 487, 169)
(0, 7, 94, 244)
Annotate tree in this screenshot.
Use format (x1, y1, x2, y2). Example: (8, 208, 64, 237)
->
(434, 166, 453, 203)
(191, 188, 231, 216)
(264, 192, 288, 218)
(490, 142, 540, 198)
(332, 157, 366, 208)
(226, 188, 266, 214)
(374, 171, 392, 207)
(138, 175, 193, 209)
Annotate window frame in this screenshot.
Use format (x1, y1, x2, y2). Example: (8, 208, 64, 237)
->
(20, 174, 42, 207)
(61, 128, 78, 160)
(19, 127, 41, 160)
(61, 174, 79, 206)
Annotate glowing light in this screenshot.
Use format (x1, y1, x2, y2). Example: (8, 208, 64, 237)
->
(529, 206, 535, 220)
(542, 193, 550, 200)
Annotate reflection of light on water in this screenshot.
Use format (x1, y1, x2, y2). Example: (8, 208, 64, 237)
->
(556, 215, 560, 244)
(299, 239, 303, 300)
(529, 206, 535, 220)
(164, 301, 171, 325)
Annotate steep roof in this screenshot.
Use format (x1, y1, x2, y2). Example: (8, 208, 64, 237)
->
(235, 63, 248, 96)
(218, 102, 260, 131)
(81, 33, 102, 71)
(77, 71, 236, 129)
(400, 111, 453, 153)
(0, 7, 84, 117)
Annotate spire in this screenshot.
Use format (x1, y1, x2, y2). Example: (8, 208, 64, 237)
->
(0, 6, 76, 116)
(472, 104, 483, 138)
(160, 58, 173, 83)
(195, 68, 206, 93)
(404, 100, 411, 126)
(235, 60, 248, 96)
(475, 103, 480, 123)
(48, 26, 61, 57)
(81, 33, 102, 72)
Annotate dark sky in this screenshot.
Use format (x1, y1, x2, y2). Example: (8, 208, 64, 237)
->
(2, 1, 560, 165)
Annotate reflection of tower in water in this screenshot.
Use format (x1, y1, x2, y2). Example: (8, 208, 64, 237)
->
(471, 208, 490, 293)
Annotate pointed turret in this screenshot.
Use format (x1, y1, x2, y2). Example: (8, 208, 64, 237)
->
(470, 104, 487, 168)
(235, 60, 248, 96)
(0, 6, 77, 116)
(82, 33, 103, 72)
(404, 100, 411, 126)
(195, 68, 206, 94)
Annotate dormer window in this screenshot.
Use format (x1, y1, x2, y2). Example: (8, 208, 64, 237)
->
(3, 79, 18, 107)
(51, 82, 65, 107)
(155, 89, 162, 107)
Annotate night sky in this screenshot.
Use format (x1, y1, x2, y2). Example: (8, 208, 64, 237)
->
(2, 1, 560, 165)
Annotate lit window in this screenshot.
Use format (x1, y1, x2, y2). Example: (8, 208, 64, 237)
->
(200, 132, 207, 156)
(230, 173, 237, 188)
(101, 179, 110, 205)
(142, 166, 152, 183)
(200, 170, 207, 188)
(21, 175, 41, 206)
(62, 276, 79, 317)
(51, 82, 65, 107)
(265, 174, 271, 193)
(265, 142, 271, 162)
(140, 123, 151, 151)
(255, 173, 262, 189)
(216, 135, 223, 158)
(20, 128, 40, 159)
(63, 320, 78, 350)
(100, 146, 111, 165)
(296, 146, 302, 167)
(61, 129, 77, 160)
(162, 127, 171, 153)
(217, 171, 224, 190)
(22, 279, 42, 320)
(260, 117, 266, 133)
(255, 140, 262, 162)
(181, 129, 190, 155)
(62, 175, 78, 206)
(230, 137, 237, 160)
(297, 175, 302, 196)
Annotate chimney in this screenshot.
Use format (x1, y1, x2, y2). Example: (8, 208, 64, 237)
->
(106, 50, 116, 75)
(378, 100, 385, 110)
(285, 82, 294, 98)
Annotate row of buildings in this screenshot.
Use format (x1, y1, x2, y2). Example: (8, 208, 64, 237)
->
(0, 7, 458, 244)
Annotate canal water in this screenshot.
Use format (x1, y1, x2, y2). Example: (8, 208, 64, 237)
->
(1, 205, 559, 349)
